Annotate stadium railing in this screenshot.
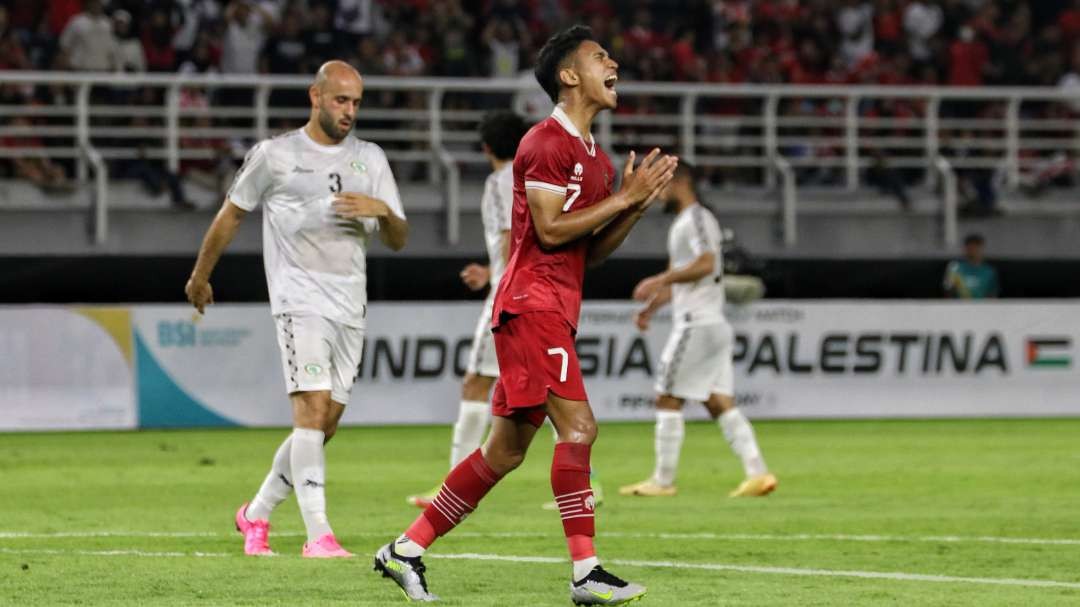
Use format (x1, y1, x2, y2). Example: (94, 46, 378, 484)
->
(1, 71, 1078, 245)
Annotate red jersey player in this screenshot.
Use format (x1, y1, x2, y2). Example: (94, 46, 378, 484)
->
(375, 25, 677, 605)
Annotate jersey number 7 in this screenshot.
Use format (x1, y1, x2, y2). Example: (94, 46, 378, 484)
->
(563, 184, 581, 212)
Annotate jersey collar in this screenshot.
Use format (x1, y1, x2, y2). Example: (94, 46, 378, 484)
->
(551, 106, 596, 157)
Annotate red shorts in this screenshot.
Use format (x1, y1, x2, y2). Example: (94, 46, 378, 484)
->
(491, 311, 588, 427)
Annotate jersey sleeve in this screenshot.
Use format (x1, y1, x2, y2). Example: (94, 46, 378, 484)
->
(369, 144, 405, 220)
(688, 207, 719, 257)
(495, 167, 513, 231)
(521, 132, 573, 198)
(227, 142, 273, 211)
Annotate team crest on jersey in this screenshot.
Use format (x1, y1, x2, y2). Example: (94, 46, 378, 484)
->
(351, 160, 366, 173)
(571, 162, 584, 182)
(304, 363, 324, 376)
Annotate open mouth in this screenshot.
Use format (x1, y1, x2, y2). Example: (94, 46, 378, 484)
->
(604, 74, 618, 92)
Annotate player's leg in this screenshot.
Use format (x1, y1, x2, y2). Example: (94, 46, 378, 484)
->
(290, 390, 353, 557)
(453, 372, 496, 465)
(622, 324, 706, 498)
(376, 400, 541, 601)
(704, 322, 776, 497)
(619, 393, 685, 497)
(547, 393, 647, 604)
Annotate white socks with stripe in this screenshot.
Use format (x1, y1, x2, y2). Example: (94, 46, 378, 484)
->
(291, 428, 333, 542)
(720, 408, 768, 477)
(246, 434, 294, 521)
(450, 400, 489, 468)
(652, 410, 685, 487)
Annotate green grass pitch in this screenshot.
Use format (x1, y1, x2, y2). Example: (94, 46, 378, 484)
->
(2, 419, 1079, 605)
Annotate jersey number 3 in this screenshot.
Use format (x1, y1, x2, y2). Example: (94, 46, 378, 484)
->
(329, 173, 342, 193)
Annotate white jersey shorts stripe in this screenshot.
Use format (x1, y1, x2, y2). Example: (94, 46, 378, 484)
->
(274, 313, 365, 405)
(655, 321, 734, 401)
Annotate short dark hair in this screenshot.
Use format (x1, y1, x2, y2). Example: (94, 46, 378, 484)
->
(534, 25, 595, 103)
(479, 111, 529, 160)
(672, 160, 697, 183)
(964, 233, 985, 246)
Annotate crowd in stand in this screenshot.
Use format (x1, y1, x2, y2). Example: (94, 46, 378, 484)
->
(2, 0, 1080, 205)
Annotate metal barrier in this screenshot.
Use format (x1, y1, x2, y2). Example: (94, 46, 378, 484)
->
(3, 71, 1080, 246)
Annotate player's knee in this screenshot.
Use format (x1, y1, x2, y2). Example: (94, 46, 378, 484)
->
(488, 447, 525, 475)
(559, 419, 598, 445)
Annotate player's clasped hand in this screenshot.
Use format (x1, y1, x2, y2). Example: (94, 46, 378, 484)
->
(459, 263, 490, 291)
(620, 147, 679, 209)
(332, 192, 389, 219)
(185, 276, 213, 314)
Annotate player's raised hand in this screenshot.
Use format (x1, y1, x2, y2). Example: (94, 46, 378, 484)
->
(619, 148, 678, 207)
(459, 263, 490, 291)
(333, 192, 389, 219)
(185, 276, 214, 315)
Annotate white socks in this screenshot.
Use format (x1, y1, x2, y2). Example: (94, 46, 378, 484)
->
(450, 400, 489, 468)
(652, 410, 685, 487)
(720, 408, 768, 477)
(291, 428, 333, 542)
(395, 534, 426, 558)
(573, 556, 600, 582)
(246, 434, 294, 522)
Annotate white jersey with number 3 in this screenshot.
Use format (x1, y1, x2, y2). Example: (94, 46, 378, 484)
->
(669, 203, 725, 327)
(227, 128, 405, 327)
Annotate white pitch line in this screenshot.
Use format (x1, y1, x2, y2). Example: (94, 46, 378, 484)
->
(434, 553, 1080, 591)
(3, 530, 1080, 546)
(0, 547, 230, 558)
(2, 546, 1077, 590)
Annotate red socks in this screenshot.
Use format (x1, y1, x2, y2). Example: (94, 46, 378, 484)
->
(551, 442, 596, 559)
(407, 449, 501, 547)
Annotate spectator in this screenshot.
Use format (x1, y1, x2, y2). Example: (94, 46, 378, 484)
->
(0, 6, 32, 70)
(904, 0, 944, 63)
(837, 0, 875, 67)
(483, 17, 529, 79)
(142, 9, 179, 72)
(58, 0, 116, 71)
(172, 0, 222, 63)
(948, 25, 988, 86)
(221, 0, 274, 74)
(260, 8, 308, 74)
(943, 233, 999, 299)
(0, 115, 74, 192)
(304, 2, 343, 72)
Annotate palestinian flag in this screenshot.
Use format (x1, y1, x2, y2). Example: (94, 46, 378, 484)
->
(1026, 337, 1071, 368)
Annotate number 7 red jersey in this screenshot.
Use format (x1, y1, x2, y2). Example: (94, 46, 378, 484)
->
(491, 107, 615, 331)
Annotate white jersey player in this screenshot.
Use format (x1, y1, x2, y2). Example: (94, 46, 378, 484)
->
(407, 111, 528, 509)
(185, 61, 408, 557)
(620, 163, 777, 498)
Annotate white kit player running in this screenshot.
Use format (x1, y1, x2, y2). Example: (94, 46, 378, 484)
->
(407, 111, 528, 509)
(185, 61, 408, 557)
(620, 163, 777, 498)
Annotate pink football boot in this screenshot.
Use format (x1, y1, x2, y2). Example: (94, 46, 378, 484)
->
(234, 502, 274, 556)
(302, 533, 354, 558)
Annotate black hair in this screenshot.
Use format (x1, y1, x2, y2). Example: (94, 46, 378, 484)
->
(672, 160, 698, 183)
(534, 25, 595, 103)
(479, 111, 529, 160)
(964, 233, 985, 246)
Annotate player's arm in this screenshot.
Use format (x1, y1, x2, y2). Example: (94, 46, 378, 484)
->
(633, 284, 671, 331)
(632, 252, 715, 302)
(185, 200, 248, 314)
(459, 230, 509, 290)
(332, 193, 408, 251)
(529, 149, 676, 250)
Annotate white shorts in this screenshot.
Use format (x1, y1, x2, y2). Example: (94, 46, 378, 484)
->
(274, 313, 365, 405)
(465, 296, 499, 378)
(654, 321, 734, 401)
